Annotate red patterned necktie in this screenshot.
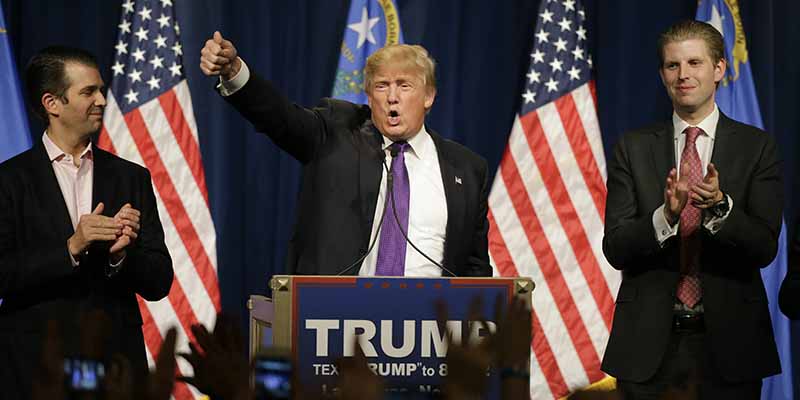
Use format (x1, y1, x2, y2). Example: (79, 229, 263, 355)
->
(676, 126, 704, 308)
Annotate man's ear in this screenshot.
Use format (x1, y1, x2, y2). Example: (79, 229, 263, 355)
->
(424, 87, 436, 111)
(41, 93, 61, 118)
(713, 57, 727, 84)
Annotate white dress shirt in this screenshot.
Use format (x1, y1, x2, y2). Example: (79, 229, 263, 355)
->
(359, 128, 448, 277)
(653, 105, 733, 244)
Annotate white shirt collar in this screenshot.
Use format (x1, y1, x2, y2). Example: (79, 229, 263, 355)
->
(42, 131, 93, 162)
(381, 125, 433, 161)
(672, 104, 719, 139)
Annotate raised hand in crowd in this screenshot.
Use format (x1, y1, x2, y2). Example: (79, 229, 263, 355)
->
(179, 314, 253, 400)
(32, 311, 179, 400)
(439, 294, 533, 399)
(105, 327, 178, 400)
(439, 297, 493, 399)
(334, 343, 385, 400)
(31, 320, 65, 400)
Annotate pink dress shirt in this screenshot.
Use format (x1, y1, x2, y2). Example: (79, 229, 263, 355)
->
(42, 132, 93, 266)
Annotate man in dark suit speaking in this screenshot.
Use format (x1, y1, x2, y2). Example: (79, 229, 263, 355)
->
(0, 47, 173, 399)
(601, 21, 782, 399)
(200, 32, 491, 277)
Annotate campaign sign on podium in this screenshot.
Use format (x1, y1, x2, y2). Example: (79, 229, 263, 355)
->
(249, 275, 533, 397)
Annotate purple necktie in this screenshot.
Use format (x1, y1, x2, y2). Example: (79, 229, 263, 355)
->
(375, 141, 410, 276)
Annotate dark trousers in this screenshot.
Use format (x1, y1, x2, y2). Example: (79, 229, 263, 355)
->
(617, 330, 762, 400)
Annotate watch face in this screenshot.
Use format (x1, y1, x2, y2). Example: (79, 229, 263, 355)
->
(713, 197, 729, 217)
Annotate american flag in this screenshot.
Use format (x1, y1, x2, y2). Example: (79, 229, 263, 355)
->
(99, 0, 220, 398)
(487, 0, 620, 398)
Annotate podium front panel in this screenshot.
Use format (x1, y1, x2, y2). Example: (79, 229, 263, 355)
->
(254, 275, 533, 396)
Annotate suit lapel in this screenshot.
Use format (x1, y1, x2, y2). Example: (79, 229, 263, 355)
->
(358, 120, 385, 241)
(709, 114, 736, 191)
(92, 147, 117, 217)
(430, 130, 464, 262)
(651, 121, 675, 191)
(31, 144, 75, 237)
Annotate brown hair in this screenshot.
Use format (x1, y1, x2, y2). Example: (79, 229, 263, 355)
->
(657, 20, 725, 67)
(25, 46, 99, 121)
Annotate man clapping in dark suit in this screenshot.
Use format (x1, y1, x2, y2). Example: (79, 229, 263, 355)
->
(200, 32, 491, 278)
(0, 46, 173, 399)
(601, 21, 782, 399)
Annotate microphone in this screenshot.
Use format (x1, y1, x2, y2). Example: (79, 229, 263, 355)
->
(382, 149, 456, 277)
(335, 146, 393, 276)
(389, 144, 400, 158)
(336, 145, 456, 277)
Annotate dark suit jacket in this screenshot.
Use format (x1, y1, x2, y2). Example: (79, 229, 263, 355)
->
(779, 222, 800, 320)
(0, 143, 173, 399)
(225, 73, 491, 277)
(600, 113, 783, 383)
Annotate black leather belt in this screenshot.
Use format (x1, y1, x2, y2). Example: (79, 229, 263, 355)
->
(673, 313, 705, 333)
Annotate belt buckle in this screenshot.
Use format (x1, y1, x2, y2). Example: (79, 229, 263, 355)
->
(673, 312, 704, 333)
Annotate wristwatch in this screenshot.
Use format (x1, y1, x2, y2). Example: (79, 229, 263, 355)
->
(709, 194, 730, 218)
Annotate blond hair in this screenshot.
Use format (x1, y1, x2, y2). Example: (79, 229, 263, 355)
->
(364, 44, 436, 92)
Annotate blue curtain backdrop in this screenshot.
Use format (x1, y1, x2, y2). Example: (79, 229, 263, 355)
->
(2, 0, 797, 394)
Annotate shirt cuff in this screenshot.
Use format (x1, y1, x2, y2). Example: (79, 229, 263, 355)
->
(217, 57, 250, 97)
(69, 252, 81, 268)
(654, 204, 679, 246)
(703, 194, 733, 234)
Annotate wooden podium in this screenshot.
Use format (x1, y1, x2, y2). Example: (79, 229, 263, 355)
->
(248, 275, 533, 396)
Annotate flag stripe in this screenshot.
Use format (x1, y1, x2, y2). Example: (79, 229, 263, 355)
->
(100, 98, 203, 348)
(173, 81, 202, 144)
(139, 287, 207, 398)
(488, 210, 567, 398)
(157, 85, 220, 290)
(520, 110, 614, 329)
(121, 109, 205, 335)
(137, 94, 220, 304)
(103, 94, 218, 329)
(580, 82, 607, 183)
(157, 87, 209, 205)
(103, 91, 217, 372)
(105, 3, 218, 398)
(544, 95, 617, 324)
(98, 127, 116, 154)
(554, 93, 606, 219)
(572, 85, 621, 296)
(124, 105, 220, 309)
(489, 161, 588, 393)
(504, 114, 611, 357)
(112, 96, 219, 321)
(490, 2, 618, 397)
(532, 312, 569, 397)
(488, 209, 522, 278)
(497, 141, 601, 381)
(138, 296, 197, 399)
